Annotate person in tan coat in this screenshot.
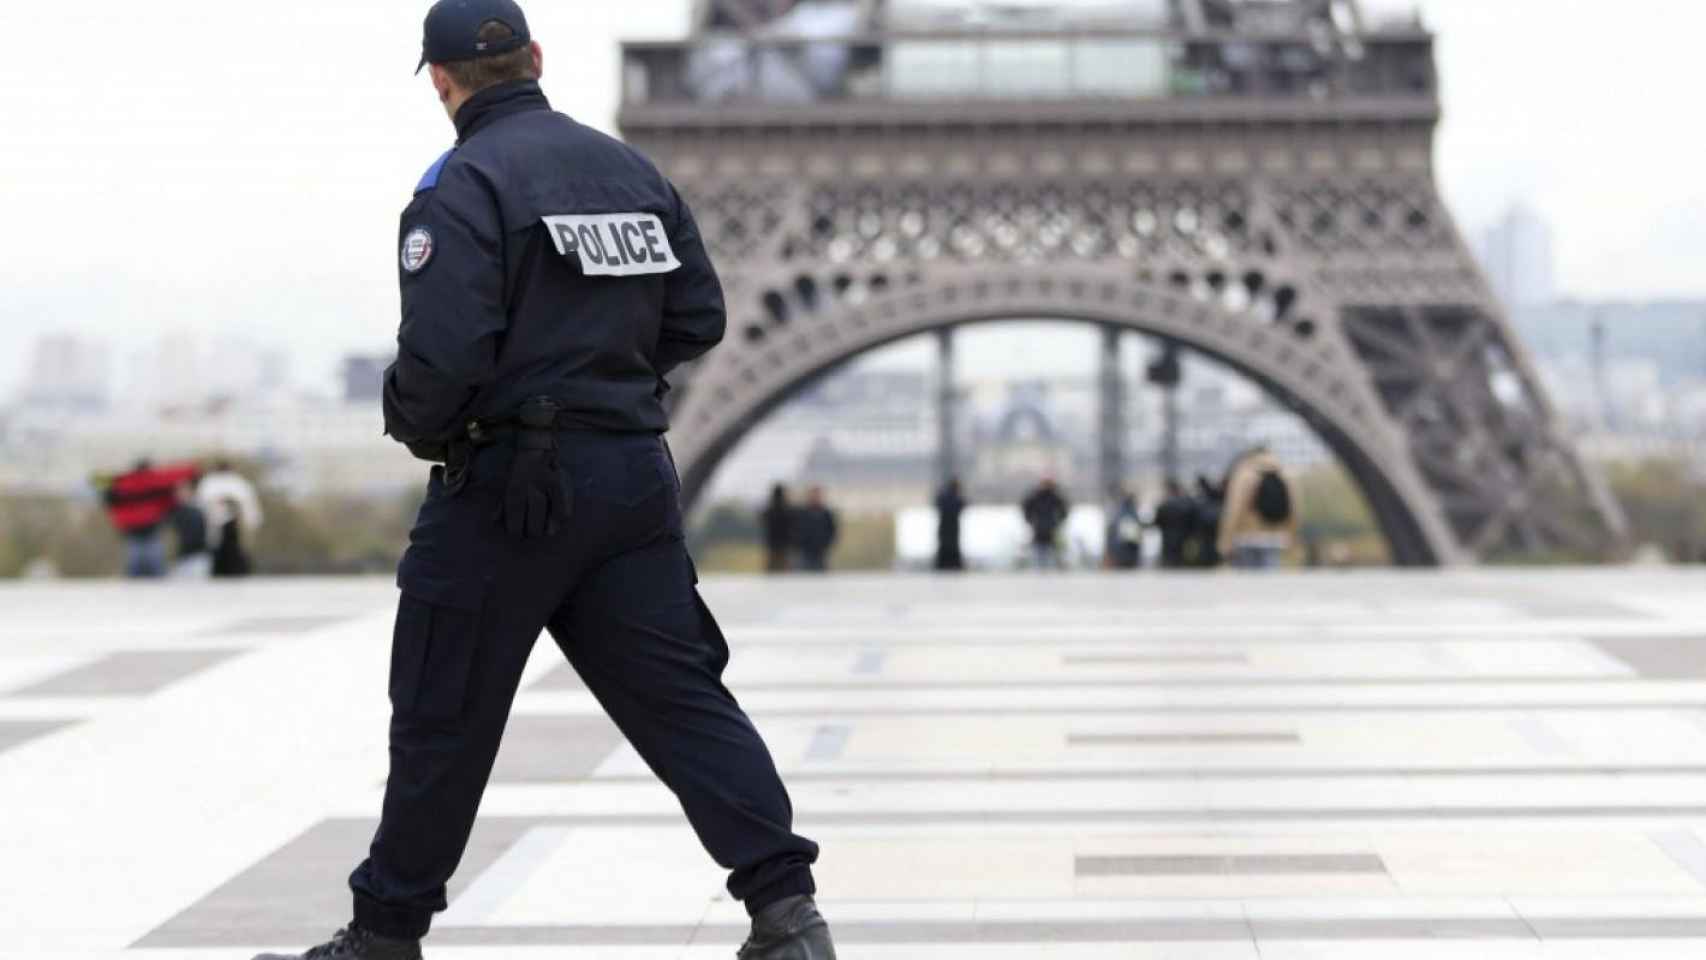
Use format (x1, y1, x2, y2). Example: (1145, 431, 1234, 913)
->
(1217, 448, 1299, 569)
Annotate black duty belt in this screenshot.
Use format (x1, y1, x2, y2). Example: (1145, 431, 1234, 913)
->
(464, 398, 574, 447)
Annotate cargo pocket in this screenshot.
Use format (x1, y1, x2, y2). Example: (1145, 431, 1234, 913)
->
(390, 568, 488, 722)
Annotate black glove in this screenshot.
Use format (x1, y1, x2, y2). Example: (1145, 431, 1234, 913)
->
(501, 403, 572, 538)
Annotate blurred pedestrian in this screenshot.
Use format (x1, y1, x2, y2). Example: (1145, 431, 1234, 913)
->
(198, 460, 264, 537)
(1105, 487, 1143, 570)
(1021, 476, 1070, 570)
(212, 497, 254, 578)
(1218, 448, 1298, 569)
(168, 478, 212, 579)
(103, 459, 199, 579)
(1153, 478, 1196, 569)
(933, 477, 966, 571)
(794, 486, 838, 572)
(1190, 474, 1225, 568)
(761, 484, 794, 572)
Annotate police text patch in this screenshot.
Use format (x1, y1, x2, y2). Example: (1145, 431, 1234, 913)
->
(542, 213, 680, 277)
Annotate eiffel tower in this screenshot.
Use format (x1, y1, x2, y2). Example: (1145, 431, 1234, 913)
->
(618, 0, 1626, 565)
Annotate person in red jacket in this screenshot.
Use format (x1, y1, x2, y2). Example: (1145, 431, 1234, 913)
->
(103, 459, 199, 578)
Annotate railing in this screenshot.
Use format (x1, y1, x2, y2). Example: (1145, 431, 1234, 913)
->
(621, 30, 1435, 107)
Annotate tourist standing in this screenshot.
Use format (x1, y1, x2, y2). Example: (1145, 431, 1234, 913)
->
(1152, 478, 1197, 569)
(1191, 474, 1225, 568)
(1021, 477, 1070, 570)
(761, 484, 794, 572)
(933, 478, 966, 571)
(794, 487, 839, 573)
(168, 479, 212, 579)
(103, 459, 199, 579)
(1105, 487, 1143, 570)
(1218, 448, 1298, 569)
(199, 462, 263, 578)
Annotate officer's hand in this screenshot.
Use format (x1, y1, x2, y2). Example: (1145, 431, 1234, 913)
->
(502, 440, 572, 539)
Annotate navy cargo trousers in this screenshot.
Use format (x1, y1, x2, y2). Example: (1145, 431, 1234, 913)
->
(348, 431, 819, 939)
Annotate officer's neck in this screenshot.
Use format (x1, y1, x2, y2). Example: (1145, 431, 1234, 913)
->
(450, 81, 547, 143)
(442, 87, 474, 126)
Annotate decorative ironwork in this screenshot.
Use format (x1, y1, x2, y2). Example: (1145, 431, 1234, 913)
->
(622, 0, 1626, 565)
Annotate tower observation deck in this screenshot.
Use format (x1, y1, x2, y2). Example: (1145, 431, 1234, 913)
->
(619, 0, 1626, 565)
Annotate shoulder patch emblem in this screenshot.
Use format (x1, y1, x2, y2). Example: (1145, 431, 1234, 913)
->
(401, 226, 435, 274)
(541, 213, 681, 277)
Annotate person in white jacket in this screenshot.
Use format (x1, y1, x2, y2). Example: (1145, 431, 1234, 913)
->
(197, 461, 263, 576)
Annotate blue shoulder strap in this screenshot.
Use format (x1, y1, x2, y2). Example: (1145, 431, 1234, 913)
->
(414, 149, 455, 195)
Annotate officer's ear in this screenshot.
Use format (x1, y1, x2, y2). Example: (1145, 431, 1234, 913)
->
(529, 41, 544, 80)
(429, 63, 457, 107)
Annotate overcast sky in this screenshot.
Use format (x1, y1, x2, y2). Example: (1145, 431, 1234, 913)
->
(2, 0, 1702, 396)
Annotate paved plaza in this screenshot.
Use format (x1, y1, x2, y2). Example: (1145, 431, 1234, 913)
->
(6, 569, 1706, 957)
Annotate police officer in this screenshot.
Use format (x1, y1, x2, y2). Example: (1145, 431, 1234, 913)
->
(257, 3, 834, 958)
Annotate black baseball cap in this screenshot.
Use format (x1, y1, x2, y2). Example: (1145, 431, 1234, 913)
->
(416, 0, 532, 75)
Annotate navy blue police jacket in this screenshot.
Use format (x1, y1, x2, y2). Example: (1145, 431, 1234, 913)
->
(382, 80, 726, 457)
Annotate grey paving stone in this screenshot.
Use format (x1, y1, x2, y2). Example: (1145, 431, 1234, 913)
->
(0, 719, 76, 754)
(9, 649, 240, 697)
(1067, 732, 1299, 746)
(489, 714, 625, 783)
(1251, 917, 1535, 940)
(1078, 854, 1386, 876)
(1526, 917, 1706, 939)
(804, 723, 852, 761)
(727, 675, 1666, 691)
(1063, 653, 1250, 665)
(164, 914, 1706, 947)
(745, 700, 1706, 717)
(136, 818, 531, 949)
(200, 615, 356, 637)
(531, 665, 587, 691)
(592, 764, 1706, 784)
(852, 649, 887, 674)
(1594, 636, 1706, 678)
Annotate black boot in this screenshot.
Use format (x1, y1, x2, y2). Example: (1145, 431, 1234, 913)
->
(252, 922, 422, 960)
(737, 895, 837, 959)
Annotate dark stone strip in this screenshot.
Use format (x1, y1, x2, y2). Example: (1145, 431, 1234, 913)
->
(569, 764, 1706, 785)
(1067, 733, 1299, 746)
(1078, 854, 1386, 876)
(0, 719, 77, 754)
(135, 818, 526, 949)
(199, 615, 355, 637)
(722, 675, 1658, 691)
(1527, 917, 1706, 938)
(1063, 653, 1250, 665)
(147, 916, 1706, 948)
(10, 649, 241, 697)
(724, 701, 1706, 717)
(805, 724, 852, 761)
(378, 807, 1706, 828)
(488, 715, 625, 783)
(1251, 918, 1536, 940)
(1594, 637, 1706, 679)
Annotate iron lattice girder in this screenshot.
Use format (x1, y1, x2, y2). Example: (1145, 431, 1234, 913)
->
(626, 113, 1623, 566)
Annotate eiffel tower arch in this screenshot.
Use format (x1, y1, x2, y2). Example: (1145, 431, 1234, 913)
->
(619, 0, 1626, 565)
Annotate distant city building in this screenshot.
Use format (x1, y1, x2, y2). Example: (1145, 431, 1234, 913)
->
(1477, 205, 1556, 308)
(342, 354, 392, 405)
(0, 400, 421, 497)
(17, 335, 110, 412)
(126, 334, 294, 413)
